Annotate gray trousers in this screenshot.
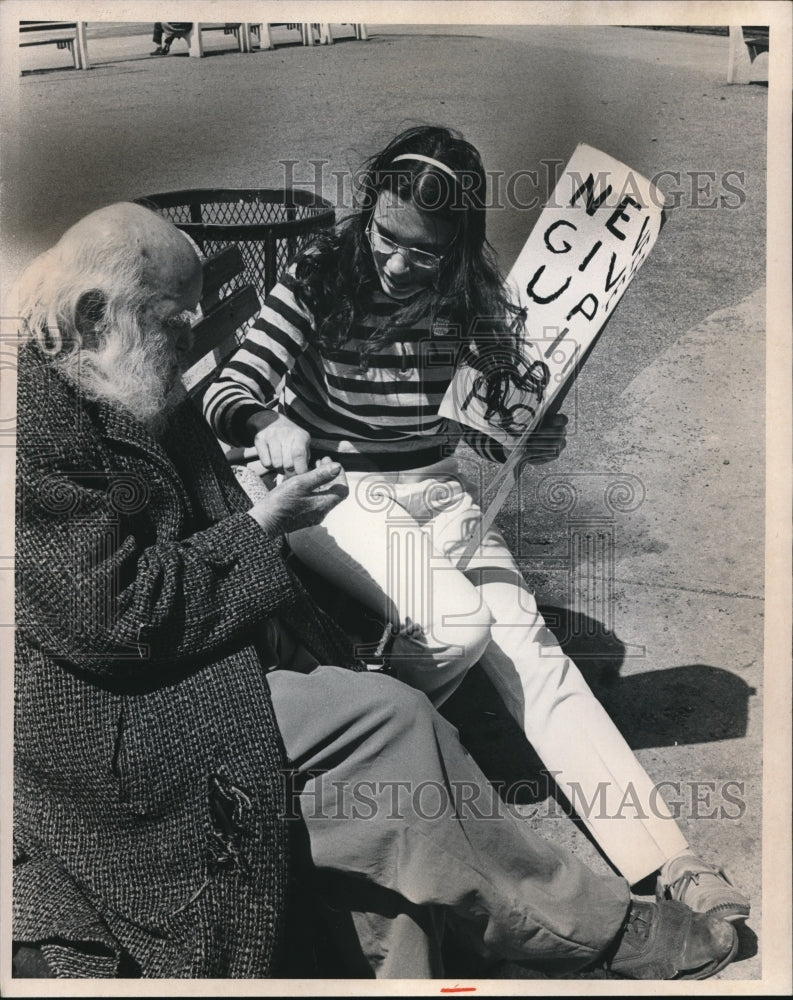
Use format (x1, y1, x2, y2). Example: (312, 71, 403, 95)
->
(266, 664, 630, 978)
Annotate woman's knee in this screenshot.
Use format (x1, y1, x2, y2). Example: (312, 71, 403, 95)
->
(444, 596, 494, 665)
(398, 606, 492, 673)
(436, 619, 492, 670)
(423, 580, 494, 669)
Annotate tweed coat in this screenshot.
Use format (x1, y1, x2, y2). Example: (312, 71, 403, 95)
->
(14, 342, 358, 978)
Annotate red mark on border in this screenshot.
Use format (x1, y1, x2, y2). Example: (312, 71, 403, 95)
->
(440, 988, 476, 994)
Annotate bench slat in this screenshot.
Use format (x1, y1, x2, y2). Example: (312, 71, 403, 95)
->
(19, 22, 77, 31)
(19, 37, 75, 47)
(183, 334, 240, 396)
(201, 245, 246, 306)
(188, 284, 260, 366)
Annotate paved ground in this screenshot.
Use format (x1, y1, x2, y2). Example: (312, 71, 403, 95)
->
(2, 18, 784, 987)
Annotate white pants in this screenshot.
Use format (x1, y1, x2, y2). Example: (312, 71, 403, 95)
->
(288, 458, 687, 884)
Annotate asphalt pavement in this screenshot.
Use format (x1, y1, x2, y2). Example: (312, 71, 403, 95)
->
(2, 19, 779, 985)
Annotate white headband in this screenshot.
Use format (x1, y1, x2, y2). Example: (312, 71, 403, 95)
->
(390, 153, 458, 182)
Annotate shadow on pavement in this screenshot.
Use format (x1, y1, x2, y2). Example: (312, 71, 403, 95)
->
(544, 604, 755, 748)
(443, 606, 754, 779)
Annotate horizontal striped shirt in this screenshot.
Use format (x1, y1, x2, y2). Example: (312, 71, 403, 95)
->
(203, 272, 506, 470)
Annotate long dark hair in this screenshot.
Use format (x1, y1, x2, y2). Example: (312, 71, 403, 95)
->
(291, 125, 547, 432)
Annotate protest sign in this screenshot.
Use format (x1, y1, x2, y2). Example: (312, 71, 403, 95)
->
(441, 143, 665, 444)
(440, 144, 665, 567)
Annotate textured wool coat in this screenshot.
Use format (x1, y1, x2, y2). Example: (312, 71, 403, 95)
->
(14, 343, 357, 977)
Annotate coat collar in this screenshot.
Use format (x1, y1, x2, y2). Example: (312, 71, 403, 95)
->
(21, 343, 191, 513)
(87, 393, 197, 518)
(20, 343, 247, 523)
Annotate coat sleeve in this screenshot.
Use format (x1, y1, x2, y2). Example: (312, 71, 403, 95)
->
(16, 450, 300, 680)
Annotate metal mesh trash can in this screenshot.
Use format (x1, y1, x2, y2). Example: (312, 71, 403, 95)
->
(137, 188, 335, 302)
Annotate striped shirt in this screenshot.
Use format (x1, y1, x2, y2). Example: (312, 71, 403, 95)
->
(203, 271, 505, 470)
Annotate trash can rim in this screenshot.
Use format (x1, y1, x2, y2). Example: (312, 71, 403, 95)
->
(136, 187, 335, 211)
(162, 219, 334, 239)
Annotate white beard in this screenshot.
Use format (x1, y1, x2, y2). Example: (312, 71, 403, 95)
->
(59, 317, 187, 436)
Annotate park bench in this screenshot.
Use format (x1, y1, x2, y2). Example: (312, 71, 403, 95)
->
(18, 20, 90, 70)
(727, 24, 769, 83)
(189, 22, 368, 53)
(183, 22, 265, 57)
(182, 244, 261, 400)
(288, 23, 369, 45)
(741, 25, 769, 59)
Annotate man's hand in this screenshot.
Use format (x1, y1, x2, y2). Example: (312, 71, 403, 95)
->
(254, 414, 312, 474)
(522, 412, 568, 464)
(248, 460, 348, 536)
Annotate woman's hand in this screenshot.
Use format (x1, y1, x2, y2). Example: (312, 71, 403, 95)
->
(522, 412, 568, 464)
(247, 460, 348, 536)
(253, 414, 312, 474)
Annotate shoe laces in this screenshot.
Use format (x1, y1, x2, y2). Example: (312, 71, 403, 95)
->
(671, 871, 700, 894)
(667, 862, 727, 898)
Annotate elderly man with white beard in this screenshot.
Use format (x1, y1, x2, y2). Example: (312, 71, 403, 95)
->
(12, 202, 738, 981)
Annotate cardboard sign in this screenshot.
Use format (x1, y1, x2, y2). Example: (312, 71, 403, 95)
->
(441, 144, 665, 570)
(440, 144, 665, 446)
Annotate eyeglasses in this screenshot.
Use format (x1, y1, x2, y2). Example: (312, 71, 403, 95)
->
(365, 221, 452, 271)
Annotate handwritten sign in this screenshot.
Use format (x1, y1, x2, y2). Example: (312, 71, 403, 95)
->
(440, 144, 665, 447)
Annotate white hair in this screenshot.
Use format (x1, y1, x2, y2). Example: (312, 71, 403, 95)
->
(17, 217, 188, 432)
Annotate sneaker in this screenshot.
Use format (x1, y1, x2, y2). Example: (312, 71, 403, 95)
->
(150, 46, 165, 55)
(658, 854, 750, 922)
(597, 899, 738, 980)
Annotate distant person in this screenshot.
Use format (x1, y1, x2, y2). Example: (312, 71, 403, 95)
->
(150, 22, 193, 56)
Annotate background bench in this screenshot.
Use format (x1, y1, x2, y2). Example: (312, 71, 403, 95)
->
(185, 23, 264, 57)
(727, 24, 769, 83)
(188, 22, 368, 54)
(19, 21, 90, 70)
(18, 21, 368, 68)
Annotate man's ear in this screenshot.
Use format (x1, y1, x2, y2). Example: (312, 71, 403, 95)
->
(74, 290, 108, 347)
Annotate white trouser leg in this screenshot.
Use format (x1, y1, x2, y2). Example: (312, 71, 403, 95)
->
(287, 469, 492, 702)
(292, 462, 688, 884)
(474, 576, 688, 884)
(426, 469, 689, 885)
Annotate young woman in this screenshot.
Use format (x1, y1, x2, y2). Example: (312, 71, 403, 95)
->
(204, 125, 749, 921)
